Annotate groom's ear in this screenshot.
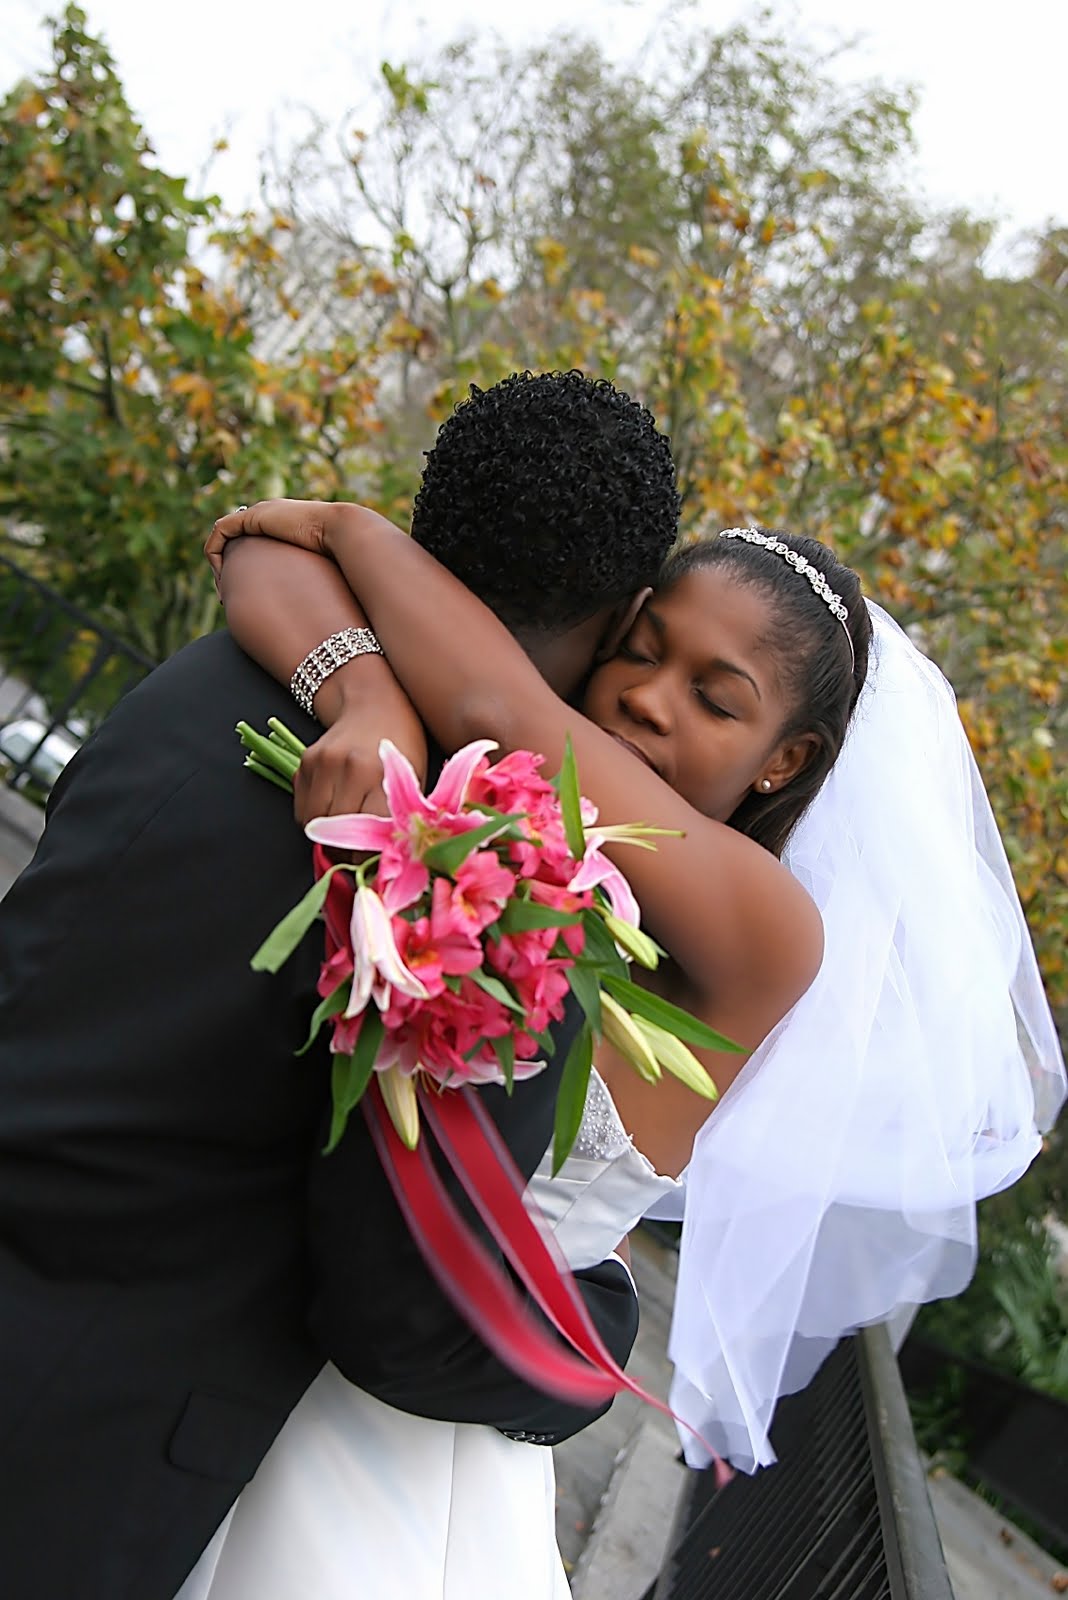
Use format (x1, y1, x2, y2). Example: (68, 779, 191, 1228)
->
(594, 588, 652, 662)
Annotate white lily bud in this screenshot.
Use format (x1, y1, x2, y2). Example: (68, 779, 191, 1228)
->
(599, 992, 661, 1083)
(378, 1065, 421, 1150)
(633, 1017, 719, 1101)
(601, 912, 660, 970)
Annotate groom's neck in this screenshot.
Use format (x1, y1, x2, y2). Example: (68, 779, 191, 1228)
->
(515, 608, 613, 700)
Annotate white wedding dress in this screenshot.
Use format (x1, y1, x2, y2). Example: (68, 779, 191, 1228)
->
(176, 1073, 679, 1600)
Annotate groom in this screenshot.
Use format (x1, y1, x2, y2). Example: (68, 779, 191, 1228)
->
(0, 371, 680, 1597)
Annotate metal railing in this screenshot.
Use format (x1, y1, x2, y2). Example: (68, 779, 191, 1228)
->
(0, 554, 156, 800)
(651, 1327, 954, 1600)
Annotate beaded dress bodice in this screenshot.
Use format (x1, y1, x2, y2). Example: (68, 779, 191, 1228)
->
(525, 1071, 681, 1271)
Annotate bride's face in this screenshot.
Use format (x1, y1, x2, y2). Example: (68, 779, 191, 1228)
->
(583, 565, 808, 820)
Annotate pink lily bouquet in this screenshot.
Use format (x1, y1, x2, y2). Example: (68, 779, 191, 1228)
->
(238, 719, 728, 1167)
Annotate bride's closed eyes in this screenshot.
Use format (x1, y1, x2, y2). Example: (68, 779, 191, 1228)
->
(694, 688, 734, 720)
(617, 613, 741, 721)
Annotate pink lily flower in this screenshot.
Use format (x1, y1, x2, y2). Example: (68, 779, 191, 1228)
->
(306, 739, 500, 911)
(345, 884, 430, 1018)
(426, 737, 502, 810)
(427, 878, 488, 975)
(330, 1010, 366, 1056)
(317, 943, 354, 1000)
(452, 851, 517, 932)
(387, 892, 484, 1003)
(569, 836, 641, 928)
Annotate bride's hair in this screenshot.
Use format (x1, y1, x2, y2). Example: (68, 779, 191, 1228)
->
(660, 530, 872, 857)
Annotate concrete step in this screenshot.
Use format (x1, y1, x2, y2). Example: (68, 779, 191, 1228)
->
(927, 1468, 1067, 1600)
(569, 1413, 686, 1600)
(553, 1231, 679, 1582)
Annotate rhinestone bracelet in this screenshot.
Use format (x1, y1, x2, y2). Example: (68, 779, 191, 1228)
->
(289, 627, 383, 718)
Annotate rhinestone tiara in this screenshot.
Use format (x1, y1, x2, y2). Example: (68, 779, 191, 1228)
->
(718, 528, 855, 670)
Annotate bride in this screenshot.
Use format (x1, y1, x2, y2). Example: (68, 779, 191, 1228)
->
(182, 501, 1064, 1597)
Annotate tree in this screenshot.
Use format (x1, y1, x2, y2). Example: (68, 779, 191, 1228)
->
(3, 7, 1064, 1031)
(0, 6, 386, 658)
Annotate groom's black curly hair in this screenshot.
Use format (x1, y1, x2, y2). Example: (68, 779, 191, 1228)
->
(410, 370, 680, 632)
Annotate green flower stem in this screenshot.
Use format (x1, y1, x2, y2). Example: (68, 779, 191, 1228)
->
(244, 756, 294, 794)
(236, 722, 301, 779)
(267, 718, 308, 758)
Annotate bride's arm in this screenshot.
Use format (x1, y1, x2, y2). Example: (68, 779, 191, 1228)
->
(218, 536, 368, 715)
(212, 502, 823, 1057)
(219, 536, 427, 821)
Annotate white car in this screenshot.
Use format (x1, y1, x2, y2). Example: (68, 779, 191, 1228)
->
(0, 718, 81, 792)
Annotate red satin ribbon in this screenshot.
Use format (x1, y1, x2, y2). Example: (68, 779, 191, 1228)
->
(313, 842, 353, 955)
(364, 1076, 731, 1486)
(362, 1084, 616, 1406)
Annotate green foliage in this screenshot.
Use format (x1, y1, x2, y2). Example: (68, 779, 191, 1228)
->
(0, 6, 384, 659)
(908, 1363, 971, 1472)
(0, 5, 218, 654)
(0, 557, 152, 728)
(916, 1127, 1068, 1397)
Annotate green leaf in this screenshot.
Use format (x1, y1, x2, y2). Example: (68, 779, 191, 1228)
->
(499, 900, 583, 933)
(251, 863, 354, 973)
(324, 1055, 355, 1156)
(553, 1020, 593, 1174)
(323, 1011, 384, 1154)
(579, 907, 629, 977)
(295, 982, 349, 1056)
(601, 974, 745, 1052)
(421, 815, 515, 874)
(567, 961, 603, 1035)
(470, 805, 529, 840)
(493, 1033, 515, 1094)
(469, 967, 526, 1015)
(557, 733, 586, 861)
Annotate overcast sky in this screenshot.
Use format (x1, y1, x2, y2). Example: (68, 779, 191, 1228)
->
(3, 0, 1064, 252)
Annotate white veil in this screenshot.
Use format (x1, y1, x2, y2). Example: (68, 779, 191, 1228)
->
(658, 601, 1066, 1471)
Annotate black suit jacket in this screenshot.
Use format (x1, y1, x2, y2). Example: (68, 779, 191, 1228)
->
(0, 632, 637, 1599)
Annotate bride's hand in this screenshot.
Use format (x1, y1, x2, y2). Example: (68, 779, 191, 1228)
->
(205, 499, 349, 586)
(294, 697, 428, 826)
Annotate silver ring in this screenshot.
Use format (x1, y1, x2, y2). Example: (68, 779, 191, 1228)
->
(234, 504, 249, 513)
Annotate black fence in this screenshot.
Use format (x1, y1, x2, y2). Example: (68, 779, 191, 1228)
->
(650, 1327, 953, 1600)
(0, 554, 155, 801)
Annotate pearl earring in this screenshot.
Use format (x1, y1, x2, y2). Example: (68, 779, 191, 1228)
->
(760, 778, 772, 792)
